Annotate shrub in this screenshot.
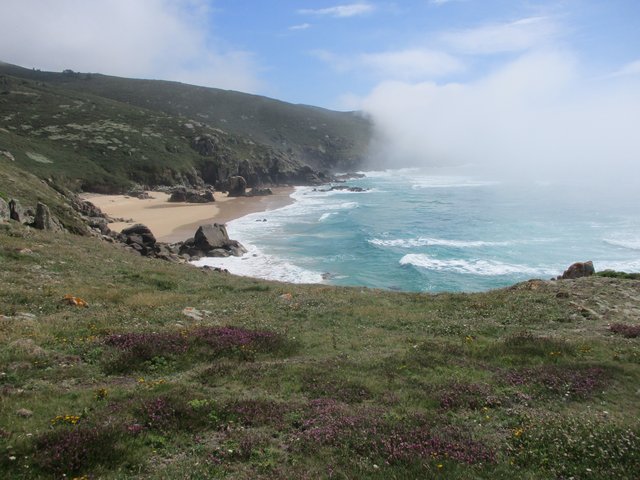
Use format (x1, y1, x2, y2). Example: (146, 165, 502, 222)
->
(192, 326, 293, 359)
(438, 382, 502, 410)
(102, 331, 188, 372)
(610, 323, 640, 338)
(502, 365, 608, 398)
(33, 425, 123, 476)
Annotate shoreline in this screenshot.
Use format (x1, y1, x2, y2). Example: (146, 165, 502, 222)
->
(82, 187, 295, 243)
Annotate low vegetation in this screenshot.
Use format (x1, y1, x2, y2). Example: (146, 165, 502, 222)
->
(1, 220, 639, 479)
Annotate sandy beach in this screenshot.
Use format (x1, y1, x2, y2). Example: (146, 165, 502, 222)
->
(83, 187, 295, 243)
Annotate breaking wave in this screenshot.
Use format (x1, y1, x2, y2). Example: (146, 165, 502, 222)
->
(399, 254, 554, 276)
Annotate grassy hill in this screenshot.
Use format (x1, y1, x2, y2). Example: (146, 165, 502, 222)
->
(1, 213, 639, 478)
(0, 63, 372, 193)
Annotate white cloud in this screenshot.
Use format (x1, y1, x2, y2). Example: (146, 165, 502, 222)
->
(289, 23, 312, 31)
(299, 3, 374, 18)
(440, 16, 560, 54)
(314, 48, 463, 80)
(361, 51, 640, 183)
(360, 49, 464, 80)
(0, 0, 264, 92)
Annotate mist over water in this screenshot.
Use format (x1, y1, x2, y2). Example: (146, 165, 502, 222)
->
(194, 169, 640, 292)
(360, 51, 640, 188)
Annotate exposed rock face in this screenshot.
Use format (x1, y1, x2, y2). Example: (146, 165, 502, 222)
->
(191, 135, 219, 156)
(169, 187, 215, 203)
(32, 202, 62, 231)
(179, 223, 247, 258)
(0, 197, 9, 222)
(120, 224, 157, 255)
(560, 261, 595, 280)
(227, 176, 247, 197)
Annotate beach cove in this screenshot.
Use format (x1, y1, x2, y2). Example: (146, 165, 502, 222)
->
(83, 187, 294, 243)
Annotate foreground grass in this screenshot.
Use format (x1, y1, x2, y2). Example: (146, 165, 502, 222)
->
(1, 222, 639, 479)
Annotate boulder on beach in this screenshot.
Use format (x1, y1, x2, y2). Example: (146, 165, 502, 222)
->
(179, 223, 247, 258)
(169, 187, 215, 203)
(560, 261, 595, 280)
(227, 176, 248, 197)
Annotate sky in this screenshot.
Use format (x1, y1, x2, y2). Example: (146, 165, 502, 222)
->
(1, 0, 639, 179)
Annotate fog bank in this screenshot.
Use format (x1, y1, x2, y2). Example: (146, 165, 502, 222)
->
(362, 51, 640, 186)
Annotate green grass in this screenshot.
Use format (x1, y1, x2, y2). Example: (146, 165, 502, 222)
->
(1, 221, 639, 478)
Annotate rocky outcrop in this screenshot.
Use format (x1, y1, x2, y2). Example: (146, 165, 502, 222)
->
(0, 197, 9, 222)
(191, 134, 219, 156)
(329, 185, 367, 192)
(178, 223, 247, 258)
(560, 261, 595, 280)
(227, 176, 247, 197)
(248, 188, 273, 197)
(127, 190, 152, 199)
(32, 202, 62, 232)
(120, 224, 157, 256)
(168, 187, 215, 203)
(8, 198, 27, 223)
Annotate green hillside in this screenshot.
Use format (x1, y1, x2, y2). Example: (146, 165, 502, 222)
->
(1, 61, 638, 480)
(0, 62, 372, 193)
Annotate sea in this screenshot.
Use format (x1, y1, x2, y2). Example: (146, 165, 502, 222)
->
(193, 169, 640, 293)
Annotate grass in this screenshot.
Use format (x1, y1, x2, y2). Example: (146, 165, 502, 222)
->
(0, 220, 639, 478)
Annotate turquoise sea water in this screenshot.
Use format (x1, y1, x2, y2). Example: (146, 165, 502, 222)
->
(194, 169, 640, 292)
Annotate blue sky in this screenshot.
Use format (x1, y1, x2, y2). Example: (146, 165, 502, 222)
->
(1, 1, 639, 179)
(0, 1, 638, 109)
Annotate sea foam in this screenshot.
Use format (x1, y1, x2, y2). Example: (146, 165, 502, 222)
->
(399, 254, 554, 276)
(369, 237, 511, 249)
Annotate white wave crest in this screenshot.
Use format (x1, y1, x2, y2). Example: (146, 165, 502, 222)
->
(596, 259, 640, 272)
(603, 238, 640, 251)
(399, 254, 552, 276)
(319, 212, 337, 222)
(370, 237, 510, 249)
(192, 244, 324, 284)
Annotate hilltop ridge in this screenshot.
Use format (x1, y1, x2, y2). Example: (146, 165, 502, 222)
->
(0, 62, 372, 193)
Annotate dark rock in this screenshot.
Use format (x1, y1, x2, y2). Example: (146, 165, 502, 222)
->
(329, 185, 367, 192)
(0, 197, 9, 222)
(227, 176, 247, 197)
(194, 223, 229, 250)
(169, 187, 215, 203)
(248, 188, 273, 196)
(128, 190, 151, 199)
(8, 198, 24, 222)
(121, 224, 157, 255)
(87, 217, 110, 234)
(334, 172, 366, 181)
(32, 202, 62, 231)
(72, 197, 107, 219)
(177, 223, 247, 258)
(560, 261, 595, 280)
